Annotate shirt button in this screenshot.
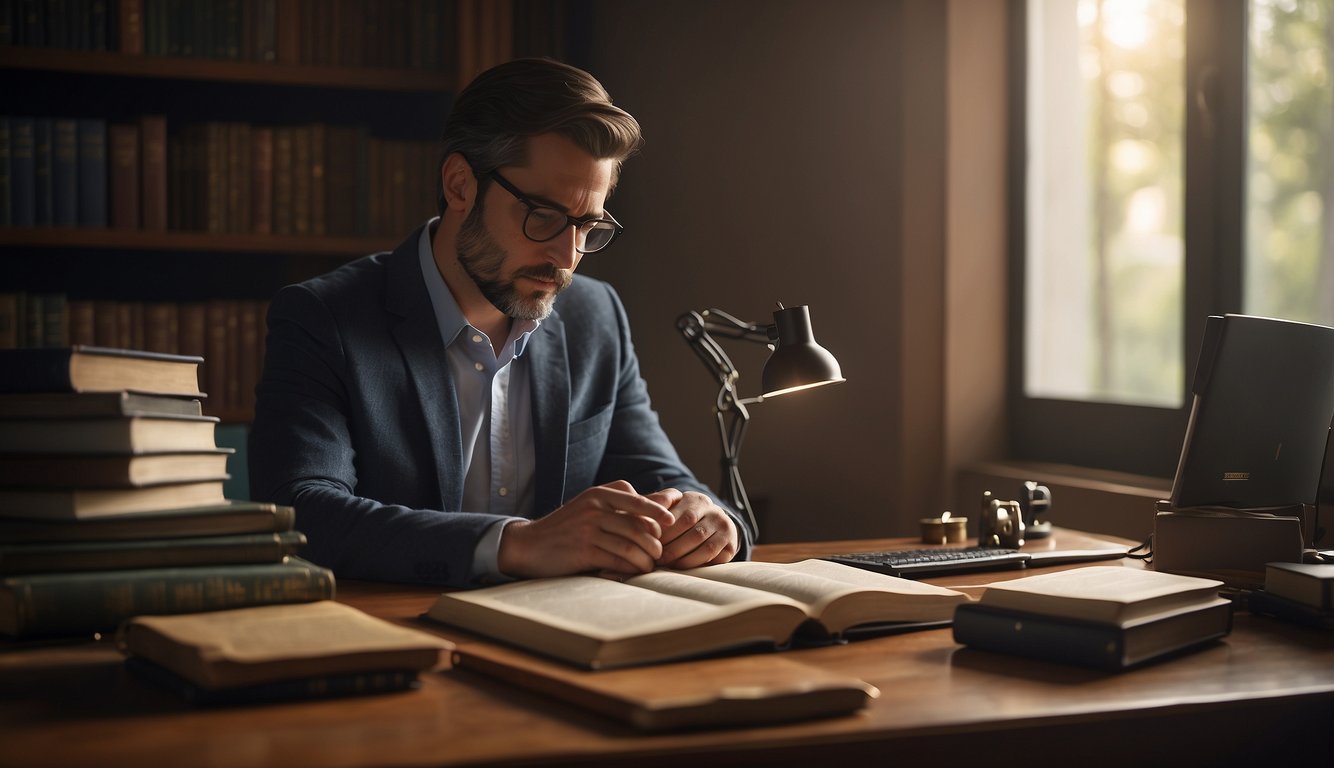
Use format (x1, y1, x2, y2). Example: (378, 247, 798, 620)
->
(498, 487, 509, 497)
(474, 362, 484, 372)
(472, 334, 483, 343)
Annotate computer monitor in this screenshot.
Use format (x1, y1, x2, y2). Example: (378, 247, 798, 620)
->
(1169, 314, 1334, 511)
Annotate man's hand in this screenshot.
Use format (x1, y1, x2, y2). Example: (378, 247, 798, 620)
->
(497, 481, 675, 579)
(649, 489, 740, 570)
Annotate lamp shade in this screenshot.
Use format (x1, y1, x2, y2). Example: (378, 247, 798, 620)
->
(760, 305, 845, 398)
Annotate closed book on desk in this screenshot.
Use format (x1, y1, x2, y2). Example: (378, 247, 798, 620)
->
(0, 392, 203, 419)
(952, 567, 1231, 670)
(0, 451, 231, 488)
(117, 601, 448, 692)
(0, 346, 204, 397)
(125, 656, 421, 706)
(0, 530, 306, 575)
(426, 559, 967, 669)
(0, 501, 295, 544)
(952, 599, 1232, 670)
(451, 642, 878, 732)
(0, 480, 227, 519)
(0, 415, 219, 455)
(0, 557, 334, 638)
(1263, 562, 1334, 611)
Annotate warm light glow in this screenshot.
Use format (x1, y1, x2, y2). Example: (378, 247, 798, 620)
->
(1102, 0, 1153, 49)
(761, 378, 845, 400)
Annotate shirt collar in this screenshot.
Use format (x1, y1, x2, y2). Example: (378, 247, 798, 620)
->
(417, 218, 540, 357)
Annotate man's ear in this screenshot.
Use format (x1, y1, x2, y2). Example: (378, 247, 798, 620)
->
(441, 153, 475, 213)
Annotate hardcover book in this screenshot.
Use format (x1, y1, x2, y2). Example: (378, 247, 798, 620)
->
(0, 530, 305, 575)
(0, 479, 228, 519)
(451, 642, 878, 732)
(0, 500, 295, 544)
(0, 450, 231, 488)
(0, 346, 204, 397)
(117, 600, 448, 689)
(0, 415, 220, 454)
(0, 557, 334, 637)
(125, 656, 421, 706)
(1263, 561, 1334, 611)
(0, 391, 203, 419)
(426, 559, 968, 669)
(951, 567, 1231, 670)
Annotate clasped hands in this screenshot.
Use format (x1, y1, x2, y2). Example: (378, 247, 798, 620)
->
(496, 480, 739, 579)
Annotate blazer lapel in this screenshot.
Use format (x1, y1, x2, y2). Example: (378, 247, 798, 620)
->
(527, 310, 570, 514)
(385, 226, 464, 509)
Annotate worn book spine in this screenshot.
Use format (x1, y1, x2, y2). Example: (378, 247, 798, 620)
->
(32, 117, 52, 226)
(109, 122, 141, 230)
(0, 501, 295, 544)
(51, 118, 78, 227)
(0, 118, 10, 227)
(139, 115, 168, 231)
(9, 116, 35, 227)
(76, 118, 107, 228)
(250, 126, 273, 234)
(0, 530, 306, 575)
(0, 558, 334, 637)
(118, 0, 143, 53)
(125, 655, 419, 705)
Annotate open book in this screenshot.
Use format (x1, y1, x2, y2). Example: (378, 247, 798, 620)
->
(425, 559, 968, 669)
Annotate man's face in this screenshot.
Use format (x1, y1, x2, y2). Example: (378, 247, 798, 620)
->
(456, 134, 617, 321)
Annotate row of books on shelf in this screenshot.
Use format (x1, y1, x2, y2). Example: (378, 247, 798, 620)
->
(0, 346, 448, 703)
(0, 115, 438, 237)
(2, 0, 459, 72)
(0, 294, 268, 418)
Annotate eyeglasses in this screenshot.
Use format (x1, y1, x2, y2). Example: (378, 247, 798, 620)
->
(481, 168, 624, 254)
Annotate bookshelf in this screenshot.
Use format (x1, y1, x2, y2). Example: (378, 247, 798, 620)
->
(0, 0, 565, 424)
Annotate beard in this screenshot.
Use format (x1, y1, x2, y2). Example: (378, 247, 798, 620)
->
(455, 202, 572, 321)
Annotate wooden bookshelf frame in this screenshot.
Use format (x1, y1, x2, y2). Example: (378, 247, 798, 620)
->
(0, 227, 401, 257)
(0, 46, 457, 92)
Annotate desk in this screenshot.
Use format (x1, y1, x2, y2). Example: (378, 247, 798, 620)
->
(2, 528, 1331, 767)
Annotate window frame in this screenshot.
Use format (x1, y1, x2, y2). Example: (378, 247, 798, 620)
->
(1007, 0, 1248, 479)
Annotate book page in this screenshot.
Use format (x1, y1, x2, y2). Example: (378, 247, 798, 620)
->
(627, 570, 809, 612)
(980, 566, 1223, 623)
(681, 559, 965, 614)
(438, 576, 748, 640)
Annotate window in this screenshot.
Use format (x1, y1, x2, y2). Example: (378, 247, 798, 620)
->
(1013, 0, 1334, 478)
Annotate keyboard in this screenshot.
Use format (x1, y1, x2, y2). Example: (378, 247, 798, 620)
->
(823, 546, 1032, 577)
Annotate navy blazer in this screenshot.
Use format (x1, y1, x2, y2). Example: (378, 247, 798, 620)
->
(248, 224, 750, 587)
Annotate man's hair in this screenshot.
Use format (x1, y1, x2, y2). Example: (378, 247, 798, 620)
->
(437, 58, 643, 213)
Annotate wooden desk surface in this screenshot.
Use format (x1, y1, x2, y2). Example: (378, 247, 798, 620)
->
(2, 528, 1331, 767)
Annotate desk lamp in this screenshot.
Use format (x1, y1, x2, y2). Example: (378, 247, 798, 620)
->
(677, 303, 844, 540)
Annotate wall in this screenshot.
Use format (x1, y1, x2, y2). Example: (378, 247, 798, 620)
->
(581, 0, 1008, 542)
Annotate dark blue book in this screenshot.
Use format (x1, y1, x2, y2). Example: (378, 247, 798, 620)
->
(77, 118, 107, 228)
(32, 118, 53, 226)
(9, 117, 35, 227)
(0, 118, 11, 227)
(52, 119, 78, 227)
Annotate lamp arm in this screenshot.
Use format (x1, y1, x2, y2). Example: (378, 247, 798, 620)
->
(677, 310, 765, 539)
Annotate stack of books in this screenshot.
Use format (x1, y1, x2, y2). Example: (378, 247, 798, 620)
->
(0, 345, 333, 639)
(952, 566, 1233, 670)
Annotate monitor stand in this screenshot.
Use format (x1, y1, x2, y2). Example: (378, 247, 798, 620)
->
(1152, 500, 1307, 588)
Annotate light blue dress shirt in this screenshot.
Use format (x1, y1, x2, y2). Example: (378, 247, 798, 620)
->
(417, 219, 537, 581)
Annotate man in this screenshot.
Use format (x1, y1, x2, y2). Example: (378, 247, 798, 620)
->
(249, 58, 749, 588)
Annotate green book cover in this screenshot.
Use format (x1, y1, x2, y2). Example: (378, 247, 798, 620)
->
(0, 557, 334, 638)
